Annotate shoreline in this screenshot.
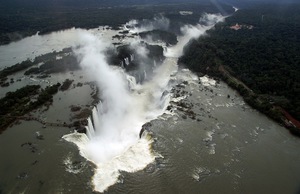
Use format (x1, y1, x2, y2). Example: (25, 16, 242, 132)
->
(202, 64, 300, 137)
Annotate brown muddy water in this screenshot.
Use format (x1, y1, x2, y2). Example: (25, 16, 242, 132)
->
(0, 26, 300, 194)
(0, 68, 300, 194)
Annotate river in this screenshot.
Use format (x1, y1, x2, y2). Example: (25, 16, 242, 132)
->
(0, 16, 300, 194)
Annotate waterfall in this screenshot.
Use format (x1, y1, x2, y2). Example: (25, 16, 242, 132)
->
(63, 31, 178, 193)
(144, 70, 147, 80)
(153, 59, 157, 67)
(130, 54, 134, 61)
(64, 58, 176, 192)
(126, 74, 137, 90)
(86, 117, 95, 138)
(125, 57, 130, 65)
(63, 13, 225, 193)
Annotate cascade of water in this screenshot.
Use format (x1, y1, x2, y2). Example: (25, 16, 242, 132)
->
(144, 70, 147, 80)
(126, 74, 137, 90)
(63, 13, 225, 193)
(153, 59, 157, 67)
(125, 57, 130, 65)
(86, 117, 95, 139)
(130, 54, 134, 61)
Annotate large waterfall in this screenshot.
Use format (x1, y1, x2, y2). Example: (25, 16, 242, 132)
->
(63, 31, 177, 192)
(63, 13, 225, 193)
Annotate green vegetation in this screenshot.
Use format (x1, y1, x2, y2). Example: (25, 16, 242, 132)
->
(0, 3, 233, 45)
(24, 55, 79, 75)
(0, 60, 33, 79)
(0, 83, 61, 132)
(0, 85, 40, 130)
(0, 48, 73, 87)
(35, 83, 61, 106)
(179, 5, 300, 132)
(60, 79, 74, 91)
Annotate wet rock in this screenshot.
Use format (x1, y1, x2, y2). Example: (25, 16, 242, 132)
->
(174, 93, 180, 98)
(36, 132, 44, 140)
(76, 127, 86, 134)
(1, 82, 9, 87)
(166, 105, 173, 111)
(139, 122, 152, 138)
(81, 119, 88, 126)
(196, 168, 211, 182)
(73, 109, 92, 120)
(21, 142, 37, 153)
(72, 161, 84, 170)
(37, 74, 49, 79)
(76, 82, 83, 87)
(177, 101, 193, 109)
(60, 79, 74, 91)
(145, 163, 156, 173)
(17, 172, 29, 180)
(70, 105, 81, 112)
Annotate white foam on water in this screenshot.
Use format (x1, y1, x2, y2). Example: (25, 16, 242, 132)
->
(200, 76, 216, 87)
(63, 34, 177, 192)
(63, 12, 225, 192)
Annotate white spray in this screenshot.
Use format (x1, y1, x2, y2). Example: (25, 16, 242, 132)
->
(125, 15, 170, 33)
(63, 31, 172, 192)
(63, 12, 225, 193)
(165, 13, 225, 58)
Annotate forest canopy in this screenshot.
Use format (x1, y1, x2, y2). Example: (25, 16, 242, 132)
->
(0, 2, 233, 45)
(179, 4, 300, 121)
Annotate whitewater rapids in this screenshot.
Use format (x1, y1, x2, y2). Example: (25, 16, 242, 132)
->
(63, 57, 178, 192)
(63, 12, 225, 193)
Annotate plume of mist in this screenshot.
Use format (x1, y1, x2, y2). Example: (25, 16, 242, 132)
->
(129, 40, 149, 59)
(165, 13, 225, 58)
(73, 31, 134, 162)
(64, 12, 225, 193)
(125, 15, 170, 33)
(65, 30, 173, 192)
(199, 13, 224, 25)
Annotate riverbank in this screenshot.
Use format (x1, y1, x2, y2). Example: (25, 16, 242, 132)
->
(179, 62, 300, 137)
(0, 3, 234, 46)
(178, 4, 300, 137)
(218, 65, 300, 136)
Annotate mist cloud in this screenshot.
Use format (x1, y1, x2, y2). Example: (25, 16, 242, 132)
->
(165, 13, 225, 57)
(74, 31, 132, 139)
(125, 15, 170, 33)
